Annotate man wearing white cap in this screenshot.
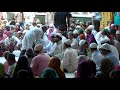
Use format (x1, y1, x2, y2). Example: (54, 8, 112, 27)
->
(73, 29, 80, 43)
(48, 33, 64, 59)
(61, 39, 78, 72)
(67, 31, 79, 49)
(89, 43, 104, 68)
(87, 25, 97, 38)
(78, 40, 89, 56)
(99, 43, 119, 67)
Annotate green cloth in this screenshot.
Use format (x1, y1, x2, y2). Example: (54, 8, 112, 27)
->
(13, 32, 17, 37)
(103, 28, 109, 33)
(0, 63, 4, 78)
(79, 29, 84, 34)
(40, 67, 59, 78)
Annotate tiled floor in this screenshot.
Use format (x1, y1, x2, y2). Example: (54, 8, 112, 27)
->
(65, 73, 74, 78)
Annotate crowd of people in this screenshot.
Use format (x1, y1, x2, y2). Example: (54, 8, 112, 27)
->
(0, 12, 120, 79)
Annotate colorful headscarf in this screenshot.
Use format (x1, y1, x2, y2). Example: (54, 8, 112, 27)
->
(79, 34, 85, 40)
(40, 67, 59, 78)
(48, 56, 66, 78)
(77, 60, 96, 79)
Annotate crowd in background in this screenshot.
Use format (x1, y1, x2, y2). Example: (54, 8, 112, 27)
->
(0, 12, 120, 79)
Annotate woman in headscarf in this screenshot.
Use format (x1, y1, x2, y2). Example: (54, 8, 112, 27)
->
(12, 55, 34, 78)
(85, 27, 96, 44)
(76, 60, 96, 79)
(25, 48, 34, 66)
(48, 56, 66, 78)
(40, 67, 59, 78)
(21, 27, 43, 55)
(74, 55, 88, 78)
(0, 29, 7, 41)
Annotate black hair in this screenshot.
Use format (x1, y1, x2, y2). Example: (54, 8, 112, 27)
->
(90, 48, 97, 51)
(3, 51, 11, 60)
(7, 53, 15, 62)
(56, 35, 62, 40)
(64, 43, 71, 48)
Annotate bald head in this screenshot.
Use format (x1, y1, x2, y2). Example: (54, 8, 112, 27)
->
(34, 44, 43, 53)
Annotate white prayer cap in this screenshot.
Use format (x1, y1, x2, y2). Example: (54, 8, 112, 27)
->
(56, 33, 63, 39)
(111, 24, 115, 27)
(6, 23, 10, 26)
(99, 43, 110, 51)
(101, 38, 109, 44)
(50, 32, 56, 37)
(64, 39, 72, 46)
(80, 22, 84, 25)
(79, 40, 86, 46)
(89, 43, 97, 48)
(73, 30, 79, 34)
(116, 30, 120, 34)
(49, 23, 54, 27)
(17, 31, 22, 34)
(16, 23, 20, 26)
(87, 25, 94, 30)
(76, 25, 81, 29)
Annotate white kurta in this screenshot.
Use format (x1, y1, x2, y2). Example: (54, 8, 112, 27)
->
(49, 41, 64, 59)
(71, 38, 79, 50)
(44, 41, 56, 54)
(61, 47, 78, 72)
(92, 50, 104, 68)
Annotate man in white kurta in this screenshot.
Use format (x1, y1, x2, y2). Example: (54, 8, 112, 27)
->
(48, 33, 64, 59)
(44, 33, 56, 54)
(61, 39, 78, 72)
(67, 31, 79, 49)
